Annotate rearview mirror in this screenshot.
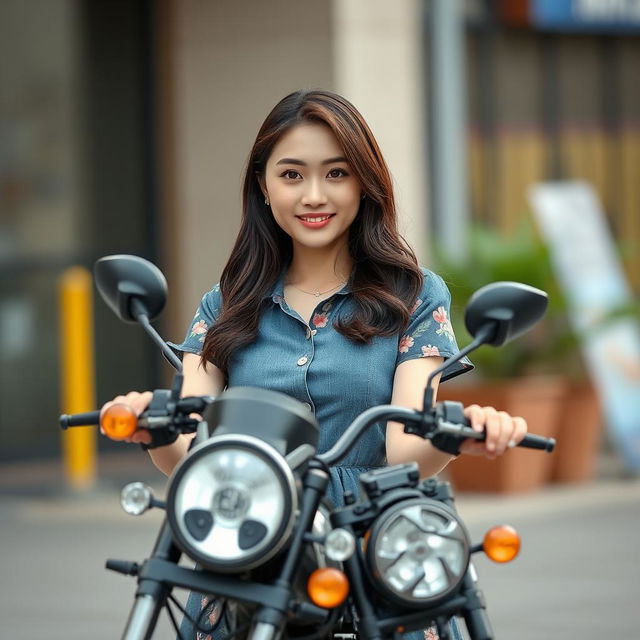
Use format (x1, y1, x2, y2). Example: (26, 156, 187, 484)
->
(464, 281, 548, 347)
(94, 254, 168, 324)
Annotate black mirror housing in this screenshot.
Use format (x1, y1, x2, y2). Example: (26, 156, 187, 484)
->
(94, 255, 168, 324)
(464, 281, 548, 347)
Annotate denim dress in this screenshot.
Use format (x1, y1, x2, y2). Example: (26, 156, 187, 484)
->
(169, 267, 472, 640)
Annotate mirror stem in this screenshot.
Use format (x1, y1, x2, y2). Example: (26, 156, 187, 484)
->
(422, 322, 496, 410)
(131, 298, 183, 372)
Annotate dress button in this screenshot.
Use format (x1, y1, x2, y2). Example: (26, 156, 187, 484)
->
(311, 329, 317, 336)
(302, 402, 312, 411)
(297, 356, 308, 366)
(305, 327, 312, 339)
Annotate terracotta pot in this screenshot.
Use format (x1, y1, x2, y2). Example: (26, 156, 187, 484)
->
(437, 376, 565, 493)
(550, 381, 602, 484)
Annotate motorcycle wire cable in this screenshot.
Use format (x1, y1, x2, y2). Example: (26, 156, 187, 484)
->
(166, 593, 235, 640)
(164, 596, 187, 640)
(283, 606, 341, 640)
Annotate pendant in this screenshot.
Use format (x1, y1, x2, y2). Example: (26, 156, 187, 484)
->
(314, 292, 320, 297)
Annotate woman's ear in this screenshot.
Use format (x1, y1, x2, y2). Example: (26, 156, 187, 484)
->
(256, 173, 268, 200)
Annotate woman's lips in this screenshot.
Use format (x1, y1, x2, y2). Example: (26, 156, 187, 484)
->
(296, 213, 335, 229)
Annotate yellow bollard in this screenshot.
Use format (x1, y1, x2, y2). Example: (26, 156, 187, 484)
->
(59, 266, 97, 491)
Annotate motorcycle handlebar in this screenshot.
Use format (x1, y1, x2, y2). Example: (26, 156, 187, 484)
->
(59, 395, 214, 434)
(60, 410, 101, 429)
(520, 433, 555, 451)
(440, 421, 556, 452)
(319, 403, 555, 466)
(60, 397, 555, 459)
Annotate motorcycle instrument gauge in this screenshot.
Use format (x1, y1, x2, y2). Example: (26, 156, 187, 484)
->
(167, 434, 297, 572)
(366, 497, 470, 607)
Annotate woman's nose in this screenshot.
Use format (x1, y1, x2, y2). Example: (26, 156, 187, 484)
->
(301, 179, 328, 206)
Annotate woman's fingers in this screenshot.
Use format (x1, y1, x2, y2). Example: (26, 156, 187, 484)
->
(461, 405, 528, 458)
(129, 429, 152, 445)
(494, 411, 516, 455)
(99, 391, 153, 440)
(123, 390, 154, 415)
(510, 416, 528, 447)
(463, 404, 485, 432)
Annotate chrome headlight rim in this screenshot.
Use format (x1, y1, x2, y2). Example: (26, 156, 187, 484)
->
(166, 433, 298, 572)
(366, 496, 471, 608)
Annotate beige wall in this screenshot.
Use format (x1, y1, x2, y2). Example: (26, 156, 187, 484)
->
(332, 0, 429, 263)
(162, 0, 333, 335)
(162, 0, 429, 338)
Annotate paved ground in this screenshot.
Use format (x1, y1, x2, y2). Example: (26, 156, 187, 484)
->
(1, 452, 639, 639)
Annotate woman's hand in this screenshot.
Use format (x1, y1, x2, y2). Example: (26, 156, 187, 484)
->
(459, 405, 527, 459)
(100, 391, 153, 445)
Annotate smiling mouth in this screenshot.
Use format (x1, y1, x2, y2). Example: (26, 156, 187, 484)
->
(297, 214, 335, 223)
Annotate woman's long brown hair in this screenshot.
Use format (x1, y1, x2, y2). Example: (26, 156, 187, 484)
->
(202, 89, 423, 374)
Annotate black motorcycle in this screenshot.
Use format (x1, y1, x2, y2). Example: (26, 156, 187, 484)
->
(60, 255, 555, 640)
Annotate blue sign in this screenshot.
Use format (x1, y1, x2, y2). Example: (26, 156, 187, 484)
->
(531, 0, 640, 32)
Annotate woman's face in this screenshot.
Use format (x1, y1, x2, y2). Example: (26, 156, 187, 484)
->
(262, 122, 362, 252)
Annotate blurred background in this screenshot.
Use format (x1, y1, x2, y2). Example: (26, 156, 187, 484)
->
(1, 0, 639, 637)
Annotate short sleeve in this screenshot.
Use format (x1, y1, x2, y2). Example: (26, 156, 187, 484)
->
(166, 284, 222, 357)
(396, 269, 473, 382)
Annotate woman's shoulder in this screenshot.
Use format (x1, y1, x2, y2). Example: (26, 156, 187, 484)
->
(416, 266, 451, 303)
(195, 283, 223, 321)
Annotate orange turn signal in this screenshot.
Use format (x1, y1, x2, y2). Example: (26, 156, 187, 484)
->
(483, 525, 521, 563)
(307, 567, 350, 609)
(101, 403, 138, 441)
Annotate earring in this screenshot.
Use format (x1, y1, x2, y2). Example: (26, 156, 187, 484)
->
(361, 193, 366, 200)
(265, 196, 270, 206)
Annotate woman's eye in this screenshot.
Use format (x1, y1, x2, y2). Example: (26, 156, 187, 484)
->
(281, 170, 302, 180)
(328, 168, 348, 178)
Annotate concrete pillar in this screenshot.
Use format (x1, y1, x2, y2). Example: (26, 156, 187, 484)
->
(332, 0, 430, 263)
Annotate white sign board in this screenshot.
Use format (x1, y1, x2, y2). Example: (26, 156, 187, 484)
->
(530, 180, 640, 471)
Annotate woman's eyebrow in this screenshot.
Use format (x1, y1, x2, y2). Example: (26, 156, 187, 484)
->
(275, 156, 348, 166)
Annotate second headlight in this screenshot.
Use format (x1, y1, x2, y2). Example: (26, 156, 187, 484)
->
(366, 497, 470, 607)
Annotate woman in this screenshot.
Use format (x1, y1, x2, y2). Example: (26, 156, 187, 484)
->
(104, 89, 526, 639)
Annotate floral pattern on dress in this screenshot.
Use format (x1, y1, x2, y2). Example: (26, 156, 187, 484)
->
(190, 319, 209, 343)
(399, 335, 415, 353)
(193, 596, 222, 639)
(398, 316, 433, 354)
(312, 301, 334, 328)
(424, 625, 440, 640)
(421, 344, 441, 357)
(433, 306, 455, 342)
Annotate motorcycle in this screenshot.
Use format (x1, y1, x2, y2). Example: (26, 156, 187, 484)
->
(60, 254, 555, 640)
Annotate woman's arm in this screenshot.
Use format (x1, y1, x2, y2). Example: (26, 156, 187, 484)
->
(386, 357, 454, 478)
(386, 358, 527, 478)
(150, 353, 225, 475)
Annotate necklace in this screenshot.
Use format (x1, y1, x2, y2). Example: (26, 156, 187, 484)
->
(286, 280, 347, 298)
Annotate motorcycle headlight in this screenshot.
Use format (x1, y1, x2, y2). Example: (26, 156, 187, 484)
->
(366, 498, 470, 607)
(167, 434, 297, 572)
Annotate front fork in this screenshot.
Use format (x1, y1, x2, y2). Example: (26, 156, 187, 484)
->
(437, 483, 494, 640)
(120, 519, 182, 639)
(120, 426, 213, 640)
(250, 463, 330, 640)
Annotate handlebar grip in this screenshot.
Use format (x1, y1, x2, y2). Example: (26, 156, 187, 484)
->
(518, 432, 555, 452)
(60, 410, 101, 429)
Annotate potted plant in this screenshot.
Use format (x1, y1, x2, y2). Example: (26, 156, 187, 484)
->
(434, 221, 602, 491)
